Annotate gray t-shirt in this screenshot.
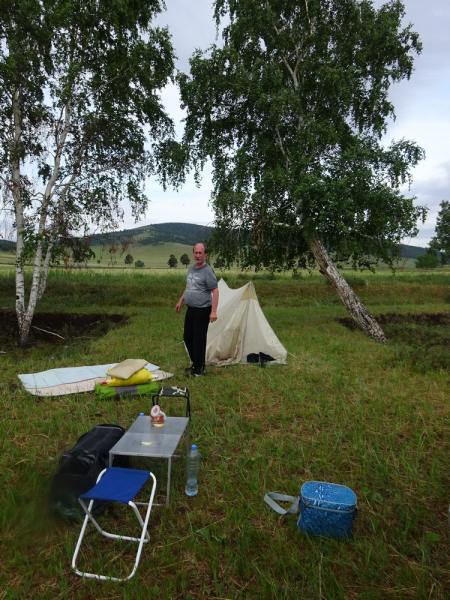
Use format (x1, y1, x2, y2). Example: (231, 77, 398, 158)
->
(184, 263, 218, 308)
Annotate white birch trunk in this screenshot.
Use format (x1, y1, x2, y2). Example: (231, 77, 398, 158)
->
(309, 235, 387, 344)
(13, 92, 72, 346)
(11, 84, 32, 345)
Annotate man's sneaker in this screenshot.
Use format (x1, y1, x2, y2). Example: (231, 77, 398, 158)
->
(187, 369, 206, 379)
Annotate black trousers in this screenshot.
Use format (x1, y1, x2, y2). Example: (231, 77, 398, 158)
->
(184, 306, 211, 373)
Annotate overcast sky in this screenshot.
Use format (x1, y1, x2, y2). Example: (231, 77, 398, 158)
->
(125, 0, 450, 248)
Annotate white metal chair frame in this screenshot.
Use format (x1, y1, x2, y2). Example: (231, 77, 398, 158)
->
(72, 467, 157, 582)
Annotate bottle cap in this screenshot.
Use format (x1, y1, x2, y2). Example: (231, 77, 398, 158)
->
(139, 412, 144, 416)
(192, 444, 197, 449)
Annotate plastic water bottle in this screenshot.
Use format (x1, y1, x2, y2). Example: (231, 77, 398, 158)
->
(185, 444, 200, 497)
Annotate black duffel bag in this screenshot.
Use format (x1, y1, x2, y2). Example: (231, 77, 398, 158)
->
(50, 424, 128, 521)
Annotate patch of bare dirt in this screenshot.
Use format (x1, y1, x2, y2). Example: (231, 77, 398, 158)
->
(337, 310, 450, 330)
(338, 311, 450, 371)
(0, 310, 129, 350)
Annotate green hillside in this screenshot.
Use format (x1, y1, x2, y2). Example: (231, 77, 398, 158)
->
(0, 223, 214, 269)
(86, 223, 213, 268)
(86, 222, 213, 248)
(0, 239, 15, 252)
(399, 244, 435, 260)
(91, 241, 195, 269)
(0, 243, 197, 270)
(0, 222, 434, 270)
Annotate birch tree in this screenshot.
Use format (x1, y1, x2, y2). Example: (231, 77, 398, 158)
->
(0, 0, 176, 345)
(179, 0, 427, 343)
(430, 201, 450, 264)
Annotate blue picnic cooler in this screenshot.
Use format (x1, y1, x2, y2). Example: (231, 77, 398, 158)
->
(298, 481, 357, 538)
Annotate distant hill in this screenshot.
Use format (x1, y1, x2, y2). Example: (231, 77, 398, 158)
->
(399, 244, 435, 260)
(0, 224, 432, 260)
(86, 223, 213, 248)
(79, 226, 436, 259)
(0, 239, 15, 252)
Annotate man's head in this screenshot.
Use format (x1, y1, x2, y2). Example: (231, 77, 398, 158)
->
(193, 243, 207, 267)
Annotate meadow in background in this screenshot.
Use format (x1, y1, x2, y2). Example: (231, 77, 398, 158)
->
(1, 265, 450, 598)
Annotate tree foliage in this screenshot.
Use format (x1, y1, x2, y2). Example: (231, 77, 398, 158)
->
(168, 253, 178, 268)
(180, 253, 190, 267)
(214, 257, 225, 269)
(124, 253, 134, 266)
(0, 0, 177, 344)
(415, 249, 439, 269)
(135, 259, 145, 268)
(430, 201, 450, 263)
(179, 0, 426, 273)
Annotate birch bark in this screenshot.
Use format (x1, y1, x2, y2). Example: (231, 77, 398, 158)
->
(309, 235, 387, 344)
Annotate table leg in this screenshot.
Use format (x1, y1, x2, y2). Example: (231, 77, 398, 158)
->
(166, 457, 172, 507)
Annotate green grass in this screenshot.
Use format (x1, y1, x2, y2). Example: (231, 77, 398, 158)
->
(0, 241, 438, 270)
(0, 241, 195, 269)
(88, 241, 194, 269)
(1, 269, 450, 598)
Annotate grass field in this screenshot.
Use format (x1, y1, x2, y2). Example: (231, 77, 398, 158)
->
(1, 268, 450, 598)
(0, 242, 195, 270)
(0, 240, 421, 270)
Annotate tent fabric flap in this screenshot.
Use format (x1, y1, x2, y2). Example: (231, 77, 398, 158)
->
(206, 279, 287, 366)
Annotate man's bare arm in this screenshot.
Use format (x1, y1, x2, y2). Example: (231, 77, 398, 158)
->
(210, 288, 219, 322)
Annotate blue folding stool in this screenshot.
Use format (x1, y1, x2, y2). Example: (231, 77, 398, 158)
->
(72, 467, 157, 582)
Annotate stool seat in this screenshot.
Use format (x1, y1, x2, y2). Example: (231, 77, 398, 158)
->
(80, 467, 149, 504)
(152, 386, 190, 417)
(72, 467, 156, 582)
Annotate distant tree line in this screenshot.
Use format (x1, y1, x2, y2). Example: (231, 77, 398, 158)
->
(400, 245, 440, 260)
(167, 253, 225, 269)
(415, 250, 439, 269)
(0, 240, 15, 252)
(138, 223, 213, 247)
(1, 228, 433, 261)
(167, 253, 190, 268)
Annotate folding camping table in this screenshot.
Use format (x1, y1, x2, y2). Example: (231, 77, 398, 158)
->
(109, 415, 189, 506)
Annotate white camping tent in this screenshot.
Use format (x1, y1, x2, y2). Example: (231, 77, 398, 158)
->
(206, 279, 287, 366)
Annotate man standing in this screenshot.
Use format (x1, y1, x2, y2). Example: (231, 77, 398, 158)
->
(175, 243, 219, 377)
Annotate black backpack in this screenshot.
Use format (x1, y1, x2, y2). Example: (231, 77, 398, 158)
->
(50, 424, 129, 521)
